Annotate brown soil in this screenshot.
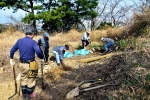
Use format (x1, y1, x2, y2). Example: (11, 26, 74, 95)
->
(0, 47, 150, 100)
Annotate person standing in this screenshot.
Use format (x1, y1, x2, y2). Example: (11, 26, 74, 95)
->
(10, 25, 44, 99)
(38, 32, 49, 64)
(52, 44, 70, 70)
(101, 37, 114, 53)
(81, 31, 91, 49)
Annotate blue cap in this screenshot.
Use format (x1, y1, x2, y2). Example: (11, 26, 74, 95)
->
(44, 32, 49, 37)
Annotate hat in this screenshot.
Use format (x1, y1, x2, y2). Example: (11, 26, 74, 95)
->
(44, 32, 49, 37)
(101, 37, 104, 41)
(86, 30, 91, 34)
(65, 44, 69, 50)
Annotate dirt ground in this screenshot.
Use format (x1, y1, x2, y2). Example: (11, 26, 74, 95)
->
(0, 46, 150, 100)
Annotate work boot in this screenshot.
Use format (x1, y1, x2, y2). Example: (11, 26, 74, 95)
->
(64, 67, 72, 71)
(57, 63, 60, 66)
(26, 93, 38, 100)
(44, 61, 48, 65)
(108, 49, 112, 52)
(22, 94, 26, 100)
(104, 50, 108, 54)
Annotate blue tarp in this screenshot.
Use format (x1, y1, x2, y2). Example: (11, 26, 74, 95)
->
(64, 49, 90, 58)
(74, 49, 90, 56)
(64, 51, 74, 58)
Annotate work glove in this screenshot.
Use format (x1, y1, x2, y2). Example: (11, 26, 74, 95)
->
(89, 40, 91, 44)
(88, 39, 91, 44)
(10, 59, 15, 66)
(40, 59, 44, 65)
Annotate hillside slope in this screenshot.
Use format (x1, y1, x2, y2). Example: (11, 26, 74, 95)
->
(0, 30, 149, 100)
(34, 49, 150, 100)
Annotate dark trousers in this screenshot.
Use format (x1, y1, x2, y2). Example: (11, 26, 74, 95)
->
(22, 85, 35, 98)
(81, 40, 89, 49)
(44, 48, 49, 62)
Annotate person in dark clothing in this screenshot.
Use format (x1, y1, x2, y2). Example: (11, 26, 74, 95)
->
(38, 32, 49, 64)
(10, 25, 44, 99)
(81, 31, 91, 49)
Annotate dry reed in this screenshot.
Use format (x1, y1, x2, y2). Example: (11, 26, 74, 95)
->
(0, 27, 124, 63)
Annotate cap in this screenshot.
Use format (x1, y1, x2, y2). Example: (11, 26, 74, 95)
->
(44, 32, 49, 37)
(101, 37, 104, 41)
(24, 25, 35, 35)
(65, 44, 69, 50)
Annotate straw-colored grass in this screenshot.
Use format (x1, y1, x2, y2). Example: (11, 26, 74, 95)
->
(50, 29, 81, 47)
(0, 27, 124, 62)
(91, 27, 124, 42)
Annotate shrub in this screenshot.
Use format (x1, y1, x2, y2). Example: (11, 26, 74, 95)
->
(0, 24, 6, 33)
(117, 39, 128, 51)
(124, 8, 150, 37)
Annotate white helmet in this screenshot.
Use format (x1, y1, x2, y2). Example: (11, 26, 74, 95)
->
(101, 37, 104, 41)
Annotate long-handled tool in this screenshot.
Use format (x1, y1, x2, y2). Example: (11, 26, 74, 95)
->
(40, 47, 47, 90)
(8, 66, 18, 100)
(66, 80, 118, 99)
(41, 62, 47, 90)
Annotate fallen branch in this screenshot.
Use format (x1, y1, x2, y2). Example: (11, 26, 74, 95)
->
(78, 53, 113, 63)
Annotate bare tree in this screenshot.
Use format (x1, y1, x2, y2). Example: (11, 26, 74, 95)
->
(132, 0, 150, 14)
(87, 0, 133, 30)
(91, 0, 111, 30)
(103, 0, 133, 27)
(6, 15, 25, 31)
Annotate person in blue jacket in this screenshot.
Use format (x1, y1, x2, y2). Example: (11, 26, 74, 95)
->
(38, 32, 49, 64)
(10, 25, 44, 99)
(101, 37, 114, 53)
(52, 45, 69, 67)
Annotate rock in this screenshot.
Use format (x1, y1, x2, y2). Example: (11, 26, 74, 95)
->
(0, 67, 3, 73)
(16, 73, 21, 82)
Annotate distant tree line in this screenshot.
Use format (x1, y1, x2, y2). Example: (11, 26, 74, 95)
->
(0, 0, 149, 33)
(0, 0, 98, 33)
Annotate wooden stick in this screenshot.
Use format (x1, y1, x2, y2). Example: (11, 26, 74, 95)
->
(78, 53, 113, 63)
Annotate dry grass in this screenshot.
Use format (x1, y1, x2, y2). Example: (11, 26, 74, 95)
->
(0, 27, 124, 62)
(50, 29, 81, 47)
(1, 26, 150, 100)
(0, 30, 23, 60)
(91, 27, 124, 42)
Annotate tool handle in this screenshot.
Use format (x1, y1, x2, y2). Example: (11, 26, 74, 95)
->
(77, 79, 101, 87)
(41, 63, 47, 90)
(80, 80, 118, 92)
(8, 66, 18, 100)
(13, 66, 17, 93)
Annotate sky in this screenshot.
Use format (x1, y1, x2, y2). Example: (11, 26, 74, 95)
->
(0, 1, 135, 24)
(0, 9, 26, 24)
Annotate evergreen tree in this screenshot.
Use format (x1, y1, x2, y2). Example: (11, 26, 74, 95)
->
(0, 0, 98, 32)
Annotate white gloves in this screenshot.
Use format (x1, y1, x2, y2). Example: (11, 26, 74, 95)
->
(10, 59, 15, 66)
(40, 59, 44, 62)
(40, 59, 44, 64)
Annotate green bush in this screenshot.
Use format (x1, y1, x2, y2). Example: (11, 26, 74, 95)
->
(144, 74, 150, 92)
(89, 43, 101, 49)
(117, 39, 128, 51)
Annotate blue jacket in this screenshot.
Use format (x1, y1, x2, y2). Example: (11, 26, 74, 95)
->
(10, 36, 44, 61)
(52, 46, 65, 60)
(38, 37, 49, 51)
